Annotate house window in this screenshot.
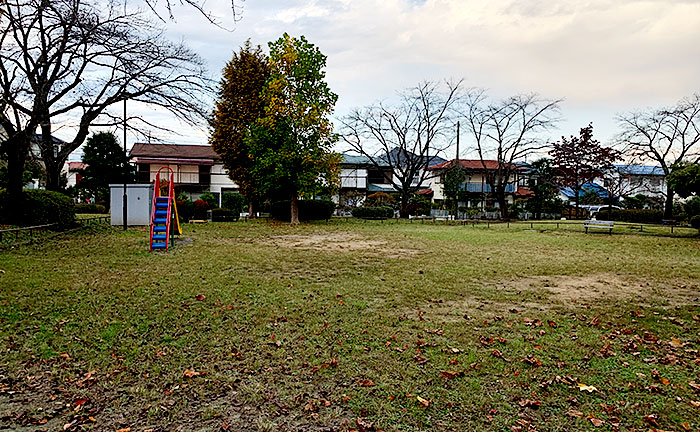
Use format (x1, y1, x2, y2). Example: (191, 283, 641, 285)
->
(199, 165, 211, 186)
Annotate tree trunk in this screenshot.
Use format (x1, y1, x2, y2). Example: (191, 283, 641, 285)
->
(290, 196, 300, 225)
(399, 193, 410, 218)
(3, 139, 30, 224)
(664, 185, 674, 219)
(44, 158, 63, 191)
(497, 192, 508, 219)
(248, 201, 256, 218)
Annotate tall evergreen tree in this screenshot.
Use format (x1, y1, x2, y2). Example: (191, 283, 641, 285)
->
(209, 41, 271, 216)
(74, 132, 133, 206)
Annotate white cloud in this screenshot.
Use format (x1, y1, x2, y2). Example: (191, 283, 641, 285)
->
(69, 0, 700, 160)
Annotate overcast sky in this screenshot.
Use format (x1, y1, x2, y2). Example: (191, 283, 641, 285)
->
(72, 0, 700, 161)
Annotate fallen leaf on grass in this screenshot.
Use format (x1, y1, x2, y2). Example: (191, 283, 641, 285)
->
(413, 354, 429, 364)
(689, 381, 700, 391)
(194, 294, 206, 301)
(643, 414, 660, 427)
(357, 379, 375, 387)
(690, 400, 700, 408)
(491, 350, 507, 361)
(518, 399, 542, 409)
(116, 429, 131, 432)
(669, 339, 683, 348)
(578, 383, 598, 392)
(589, 417, 604, 427)
(522, 355, 542, 367)
(566, 409, 584, 418)
(183, 369, 202, 378)
(440, 370, 462, 379)
(416, 396, 430, 408)
(356, 417, 375, 431)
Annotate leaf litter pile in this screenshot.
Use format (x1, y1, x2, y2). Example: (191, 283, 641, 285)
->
(0, 221, 698, 431)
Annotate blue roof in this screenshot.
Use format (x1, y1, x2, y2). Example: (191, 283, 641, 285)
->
(560, 182, 609, 199)
(367, 183, 395, 192)
(341, 153, 390, 167)
(615, 164, 665, 176)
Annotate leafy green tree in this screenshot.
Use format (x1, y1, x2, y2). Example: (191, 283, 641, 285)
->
(668, 163, 700, 198)
(253, 33, 340, 224)
(442, 164, 467, 215)
(524, 158, 561, 219)
(74, 132, 133, 207)
(210, 41, 271, 217)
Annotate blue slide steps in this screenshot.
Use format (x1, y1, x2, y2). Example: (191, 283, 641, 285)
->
(150, 197, 172, 251)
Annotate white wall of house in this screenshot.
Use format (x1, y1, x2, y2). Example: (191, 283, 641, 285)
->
(209, 163, 238, 204)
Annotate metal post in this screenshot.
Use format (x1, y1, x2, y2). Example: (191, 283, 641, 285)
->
(122, 99, 127, 231)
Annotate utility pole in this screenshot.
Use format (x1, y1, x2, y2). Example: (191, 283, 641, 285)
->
(455, 121, 460, 162)
(122, 98, 127, 231)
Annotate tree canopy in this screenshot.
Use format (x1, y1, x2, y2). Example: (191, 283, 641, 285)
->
(253, 33, 340, 224)
(74, 132, 134, 206)
(209, 41, 271, 215)
(550, 124, 620, 211)
(667, 163, 700, 198)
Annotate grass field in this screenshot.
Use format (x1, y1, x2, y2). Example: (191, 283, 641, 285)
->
(0, 220, 699, 431)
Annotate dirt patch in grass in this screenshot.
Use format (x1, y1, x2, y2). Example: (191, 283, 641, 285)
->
(260, 232, 420, 258)
(415, 273, 700, 323)
(511, 273, 700, 306)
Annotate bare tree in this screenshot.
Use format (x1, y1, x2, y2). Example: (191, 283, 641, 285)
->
(616, 94, 700, 218)
(142, 0, 243, 25)
(462, 91, 561, 218)
(340, 80, 462, 218)
(0, 0, 210, 220)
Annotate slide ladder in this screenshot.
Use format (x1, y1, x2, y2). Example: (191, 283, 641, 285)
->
(149, 167, 182, 252)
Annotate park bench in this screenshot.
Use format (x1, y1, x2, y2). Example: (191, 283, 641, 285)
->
(584, 220, 613, 234)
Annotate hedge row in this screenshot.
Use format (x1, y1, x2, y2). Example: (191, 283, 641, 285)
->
(596, 208, 664, 224)
(690, 215, 700, 229)
(211, 208, 237, 222)
(75, 203, 107, 214)
(270, 199, 335, 222)
(0, 189, 75, 228)
(352, 206, 394, 219)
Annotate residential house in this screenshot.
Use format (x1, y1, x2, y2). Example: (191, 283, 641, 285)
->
(427, 159, 533, 208)
(336, 153, 394, 207)
(130, 143, 237, 206)
(612, 164, 666, 198)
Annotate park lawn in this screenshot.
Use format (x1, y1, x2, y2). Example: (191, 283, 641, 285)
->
(0, 220, 699, 431)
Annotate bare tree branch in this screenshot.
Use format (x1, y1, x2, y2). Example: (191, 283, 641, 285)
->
(460, 91, 562, 217)
(0, 0, 212, 204)
(339, 79, 462, 217)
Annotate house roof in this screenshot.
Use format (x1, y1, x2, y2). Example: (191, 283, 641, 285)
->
(559, 182, 609, 199)
(367, 183, 395, 192)
(428, 159, 516, 171)
(386, 148, 446, 167)
(615, 164, 665, 176)
(130, 143, 218, 160)
(341, 153, 390, 167)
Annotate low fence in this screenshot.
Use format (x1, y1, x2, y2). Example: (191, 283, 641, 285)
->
(0, 216, 110, 249)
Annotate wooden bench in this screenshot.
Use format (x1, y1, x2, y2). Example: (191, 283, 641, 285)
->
(584, 220, 613, 234)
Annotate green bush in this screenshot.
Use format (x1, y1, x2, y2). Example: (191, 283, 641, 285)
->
(596, 208, 663, 224)
(690, 215, 700, 229)
(352, 206, 394, 219)
(683, 196, 700, 218)
(270, 199, 336, 222)
(199, 192, 218, 209)
(75, 203, 107, 214)
(0, 189, 75, 228)
(222, 192, 245, 218)
(211, 208, 235, 222)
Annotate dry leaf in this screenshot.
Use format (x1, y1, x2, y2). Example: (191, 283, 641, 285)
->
(566, 409, 584, 418)
(116, 429, 131, 432)
(194, 294, 206, 301)
(183, 369, 201, 378)
(417, 396, 430, 408)
(518, 399, 542, 409)
(358, 379, 375, 387)
(578, 383, 598, 392)
(356, 417, 375, 431)
(440, 370, 461, 379)
(669, 339, 683, 348)
(589, 417, 604, 427)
